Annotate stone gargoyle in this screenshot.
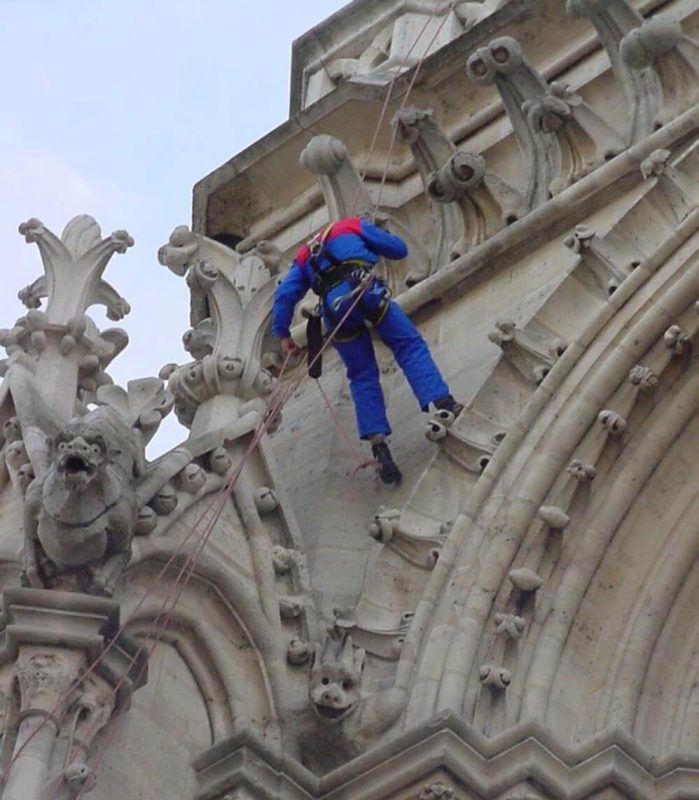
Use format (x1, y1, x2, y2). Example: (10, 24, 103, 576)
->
(299, 635, 406, 772)
(22, 405, 143, 596)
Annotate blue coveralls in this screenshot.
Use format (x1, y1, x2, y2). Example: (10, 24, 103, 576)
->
(272, 216, 451, 440)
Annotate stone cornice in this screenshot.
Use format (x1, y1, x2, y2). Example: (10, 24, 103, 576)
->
(193, 713, 699, 799)
(395, 102, 699, 318)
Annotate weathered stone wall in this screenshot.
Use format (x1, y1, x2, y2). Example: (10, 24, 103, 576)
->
(2, 0, 699, 798)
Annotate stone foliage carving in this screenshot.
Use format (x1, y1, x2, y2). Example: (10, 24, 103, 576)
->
(16, 215, 132, 324)
(663, 324, 691, 355)
(418, 781, 455, 800)
(494, 613, 526, 640)
(508, 568, 543, 593)
(159, 225, 282, 428)
(598, 409, 627, 436)
(538, 506, 570, 531)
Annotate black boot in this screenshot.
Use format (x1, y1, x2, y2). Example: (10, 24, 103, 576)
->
(371, 441, 402, 485)
(433, 394, 464, 420)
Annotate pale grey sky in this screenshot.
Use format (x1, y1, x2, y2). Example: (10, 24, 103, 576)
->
(0, 0, 348, 451)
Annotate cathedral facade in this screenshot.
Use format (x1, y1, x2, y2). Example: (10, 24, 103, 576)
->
(0, 1, 698, 798)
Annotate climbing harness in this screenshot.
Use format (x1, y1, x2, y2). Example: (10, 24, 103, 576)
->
(31, 10, 460, 799)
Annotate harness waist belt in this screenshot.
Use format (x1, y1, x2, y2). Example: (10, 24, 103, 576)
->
(313, 260, 372, 297)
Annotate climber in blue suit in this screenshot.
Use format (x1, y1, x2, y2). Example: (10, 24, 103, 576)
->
(272, 215, 461, 485)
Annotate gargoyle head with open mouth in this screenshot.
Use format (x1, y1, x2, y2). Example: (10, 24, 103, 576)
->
(53, 431, 107, 491)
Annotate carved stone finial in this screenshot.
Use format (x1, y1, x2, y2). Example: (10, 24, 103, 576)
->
(159, 225, 280, 430)
(300, 134, 372, 221)
(17, 215, 132, 325)
(428, 151, 526, 240)
(300, 134, 349, 176)
(301, 132, 433, 285)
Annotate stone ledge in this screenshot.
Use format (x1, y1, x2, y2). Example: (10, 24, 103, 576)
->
(193, 712, 699, 799)
(0, 588, 147, 709)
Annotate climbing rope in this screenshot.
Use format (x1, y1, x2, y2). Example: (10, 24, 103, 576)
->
(24, 7, 463, 794)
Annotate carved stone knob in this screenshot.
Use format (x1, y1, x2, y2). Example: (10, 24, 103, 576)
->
(177, 463, 206, 494)
(567, 459, 597, 481)
(641, 148, 671, 180)
(135, 506, 158, 536)
(598, 409, 627, 436)
(287, 638, 312, 665)
(538, 505, 570, 530)
(209, 446, 233, 475)
(425, 420, 448, 442)
(150, 484, 178, 516)
(508, 568, 543, 593)
(664, 325, 691, 355)
(279, 596, 304, 620)
(419, 782, 455, 800)
(479, 663, 512, 690)
(255, 487, 278, 514)
(300, 134, 348, 175)
(272, 546, 296, 575)
(621, 17, 683, 70)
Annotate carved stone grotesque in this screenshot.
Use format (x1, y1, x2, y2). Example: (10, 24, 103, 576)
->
(309, 636, 365, 724)
(22, 406, 140, 596)
(300, 636, 406, 772)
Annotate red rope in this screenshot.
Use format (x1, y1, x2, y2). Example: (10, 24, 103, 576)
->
(31, 7, 462, 793)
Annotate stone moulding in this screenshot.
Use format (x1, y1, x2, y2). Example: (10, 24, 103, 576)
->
(392, 104, 699, 321)
(193, 713, 699, 799)
(0, 588, 147, 800)
(391, 107, 526, 278)
(394, 121, 699, 722)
